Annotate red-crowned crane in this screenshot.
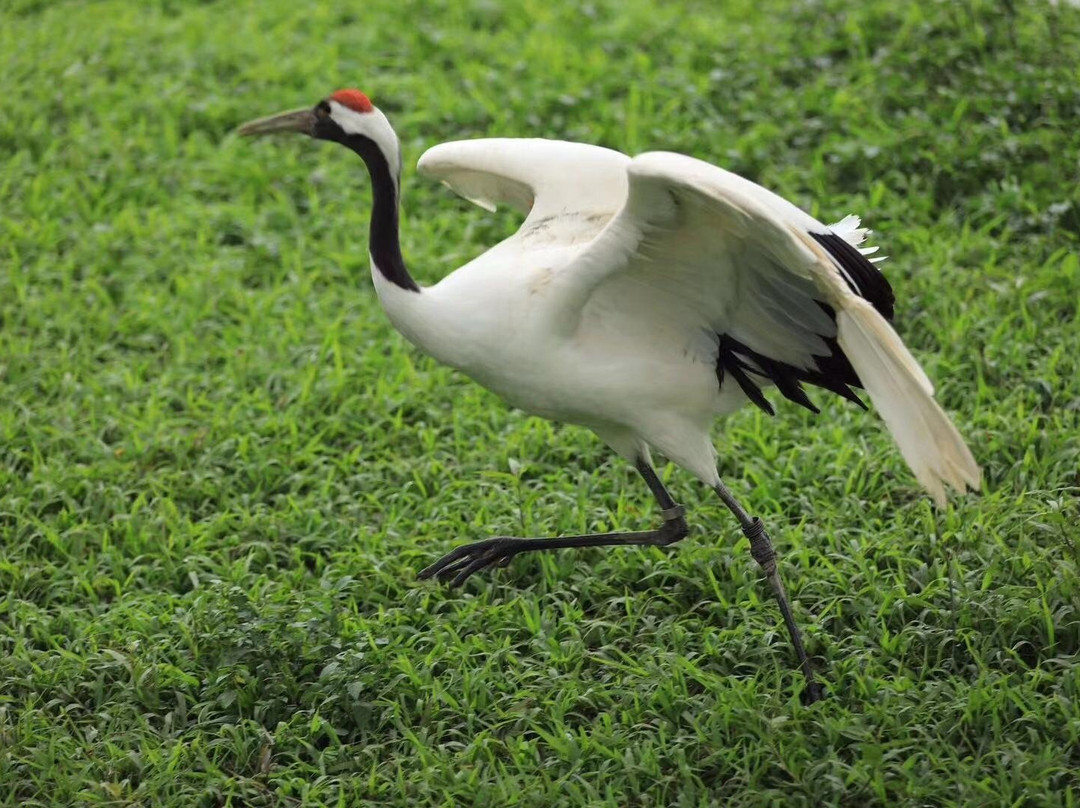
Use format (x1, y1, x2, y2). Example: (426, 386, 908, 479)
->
(238, 89, 980, 703)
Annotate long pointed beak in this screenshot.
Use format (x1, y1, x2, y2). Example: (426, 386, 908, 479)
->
(236, 107, 317, 137)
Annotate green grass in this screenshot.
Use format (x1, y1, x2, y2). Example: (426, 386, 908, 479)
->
(2, 0, 1079, 804)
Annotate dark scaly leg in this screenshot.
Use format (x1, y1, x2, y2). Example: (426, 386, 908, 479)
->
(714, 479, 824, 704)
(418, 460, 688, 587)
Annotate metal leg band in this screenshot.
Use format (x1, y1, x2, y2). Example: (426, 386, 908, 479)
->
(743, 517, 776, 573)
(660, 504, 686, 522)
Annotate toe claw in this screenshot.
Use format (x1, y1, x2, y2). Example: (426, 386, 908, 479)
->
(418, 544, 471, 580)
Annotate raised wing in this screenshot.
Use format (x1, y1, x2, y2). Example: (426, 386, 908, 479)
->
(417, 138, 630, 247)
(558, 151, 979, 505)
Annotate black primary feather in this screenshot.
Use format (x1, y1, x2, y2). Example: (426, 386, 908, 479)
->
(809, 231, 894, 321)
(716, 229, 895, 414)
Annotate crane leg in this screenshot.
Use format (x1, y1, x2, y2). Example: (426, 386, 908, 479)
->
(418, 460, 688, 587)
(713, 479, 824, 704)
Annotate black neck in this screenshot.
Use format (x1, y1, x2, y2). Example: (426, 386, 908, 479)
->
(344, 134, 419, 293)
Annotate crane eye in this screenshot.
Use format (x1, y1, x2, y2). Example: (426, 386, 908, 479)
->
(315, 101, 331, 118)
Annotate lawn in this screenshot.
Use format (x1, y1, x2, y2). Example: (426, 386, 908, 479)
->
(2, 0, 1079, 804)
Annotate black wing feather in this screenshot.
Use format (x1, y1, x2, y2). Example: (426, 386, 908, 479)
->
(716, 229, 894, 415)
(808, 231, 894, 321)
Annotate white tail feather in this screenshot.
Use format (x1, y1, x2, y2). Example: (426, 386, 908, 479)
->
(837, 299, 981, 506)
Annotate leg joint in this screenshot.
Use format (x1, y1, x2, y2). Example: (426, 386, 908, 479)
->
(654, 509, 689, 546)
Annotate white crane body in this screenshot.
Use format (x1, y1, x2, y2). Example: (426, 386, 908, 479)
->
(372, 138, 978, 501)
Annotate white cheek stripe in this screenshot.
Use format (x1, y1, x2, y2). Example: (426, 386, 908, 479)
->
(328, 100, 402, 193)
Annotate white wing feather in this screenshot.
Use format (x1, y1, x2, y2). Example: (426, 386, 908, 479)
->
(556, 151, 980, 505)
(417, 138, 630, 245)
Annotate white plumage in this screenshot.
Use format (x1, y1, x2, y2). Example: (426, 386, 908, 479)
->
(380, 138, 980, 505)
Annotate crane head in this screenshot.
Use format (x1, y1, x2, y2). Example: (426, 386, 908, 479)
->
(237, 89, 402, 182)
